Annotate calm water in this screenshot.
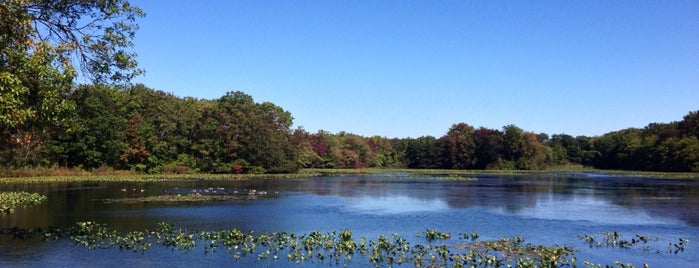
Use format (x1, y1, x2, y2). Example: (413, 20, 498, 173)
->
(1, 173, 698, 267)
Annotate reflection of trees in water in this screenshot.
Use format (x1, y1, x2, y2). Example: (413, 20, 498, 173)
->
(5, 176, 698, 231)
(294, 175, 699, 227)
(590, 177, 699, 227)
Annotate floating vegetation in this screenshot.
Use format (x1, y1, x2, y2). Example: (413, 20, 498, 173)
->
(103, 194, 256, 203)
(578, 232, 690, 255)
(0, 192, 47, 214)
(0, 173, 315, 184)
(103, 190, 279, 204)
(424, 228, 451, 241)
(455, 236, 576, 267)
(2, 223, 680, 267)
(431, 174, 479, 181)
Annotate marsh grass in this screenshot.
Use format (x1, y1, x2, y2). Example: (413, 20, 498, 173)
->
(2, 167, 697, 184)
(2, 166, 135, 178)
(306, 168, 699, 179)
(0, 172, 319, 184)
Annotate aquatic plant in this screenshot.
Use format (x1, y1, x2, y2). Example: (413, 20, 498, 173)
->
(0, 223, 582, 267)
(101, 192, 277, 204)
(577, 231, 691, 256)
(0, 173, 316, 184)
(0, 192, 47, 214)
(424, 228, 451, 241)
(5, 224, 692, 267)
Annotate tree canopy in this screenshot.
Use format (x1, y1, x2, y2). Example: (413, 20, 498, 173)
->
(1, 0, 143, 169)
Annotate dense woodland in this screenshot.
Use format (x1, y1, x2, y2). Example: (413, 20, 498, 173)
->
(1, 84, 698, 174)
(1, 1, 698, 174)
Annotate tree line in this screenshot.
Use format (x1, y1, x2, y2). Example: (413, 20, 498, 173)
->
(292, 110, 699, 172)
(1, 84, 698, 173)
(1, 0, 697, 174)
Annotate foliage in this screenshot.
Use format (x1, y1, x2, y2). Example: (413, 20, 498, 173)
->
(578, 232, 689, 255)
(0, 191, 46, 214)
(0, 0, 144, 85)
(1, 0, 143, 169)
(586, 112, 699, 172)
(2, 59, 699, 175)
(3, 222, 660, 267)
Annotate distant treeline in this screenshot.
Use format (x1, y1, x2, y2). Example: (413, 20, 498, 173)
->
(1, 85, 697, 173)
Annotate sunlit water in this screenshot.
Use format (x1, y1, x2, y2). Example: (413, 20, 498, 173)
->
(1, 173, 698, 267)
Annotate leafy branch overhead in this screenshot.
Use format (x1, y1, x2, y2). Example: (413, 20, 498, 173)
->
(1, 0, 144, 85)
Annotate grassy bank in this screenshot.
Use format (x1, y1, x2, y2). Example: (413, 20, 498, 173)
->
(0, 171, 322, 184)
(305, 167, 699, 179)
(1, 166, 697, 184)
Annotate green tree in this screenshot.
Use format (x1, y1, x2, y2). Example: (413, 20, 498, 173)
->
(548, 134, 581, 164)
(210, 91, 296, 173)
(592, 128, 643, 170)
(1, 0, 144, 85)
(679, 111, 699, 138)
(51, 85, 126, 169)
(657, 136, 699, 172)
(0, 42, 75, 167)
(290, 127, 324, 168)
(1, 0, 143, 168)
(367, 136, 403, 168)
(473, 127, 502, 169)
(404, 136, 443, 169)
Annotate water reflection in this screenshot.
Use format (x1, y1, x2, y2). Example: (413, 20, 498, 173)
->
(493, 194, 680, 226)
(347, 195, 448, 214)
(2, 174, 699, 267)
(295, 174, 699, 227)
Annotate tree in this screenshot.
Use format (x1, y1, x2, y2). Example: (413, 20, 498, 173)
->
(473, 127, 502, 169)
(404, 136, 443, 169)
(290, 127, 324, 168)
(0, 41, 75, 167)
(210, 91, 296, 173)
(501, 125, 525, 167)
(548, 134, 580, 164)
(500, 125, 550, 170)
(442, 123, 476, 169)
(1, 0, 143, 168)
(679, 111, 699, 138)
(592, 128, 643, 170)
(51, 84, 126, 169)
(657, 137, 699, 172)
(1, 0, 144, 85)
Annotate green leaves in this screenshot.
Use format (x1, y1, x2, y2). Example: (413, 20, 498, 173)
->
(0, 191, 47, 214)
(6, 222, 686, 267)
(1, 1, 143, 168)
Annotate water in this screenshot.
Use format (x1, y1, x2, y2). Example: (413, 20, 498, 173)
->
(1, 173, 698, 267)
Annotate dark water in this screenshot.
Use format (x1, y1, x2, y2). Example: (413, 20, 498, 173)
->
(1, 173, 698, 267)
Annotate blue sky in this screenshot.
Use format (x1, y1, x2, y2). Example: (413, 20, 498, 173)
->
(129, 0, 698, 138)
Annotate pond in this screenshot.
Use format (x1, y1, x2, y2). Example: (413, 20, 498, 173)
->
(1, 173, 698, 267)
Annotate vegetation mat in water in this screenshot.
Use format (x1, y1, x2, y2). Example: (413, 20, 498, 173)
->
(2, 222, 689, 267)
(0, 192, 47, 214)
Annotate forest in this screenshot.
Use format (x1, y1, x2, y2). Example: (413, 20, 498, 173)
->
(1, 84, 698, 174)
(1, 0, 698, 175)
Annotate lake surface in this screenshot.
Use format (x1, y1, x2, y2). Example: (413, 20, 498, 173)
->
(1, 173, 698, 267)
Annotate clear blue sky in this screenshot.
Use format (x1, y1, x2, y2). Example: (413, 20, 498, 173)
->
(129, 0, 698, 138)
